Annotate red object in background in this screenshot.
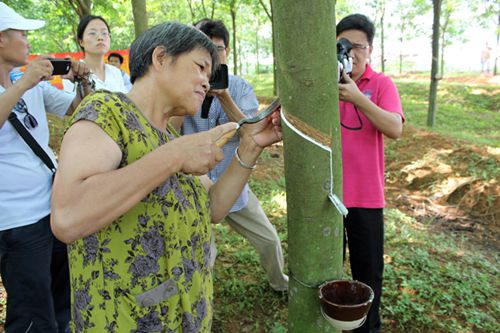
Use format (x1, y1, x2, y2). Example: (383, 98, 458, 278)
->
(22, 50, 130, 89)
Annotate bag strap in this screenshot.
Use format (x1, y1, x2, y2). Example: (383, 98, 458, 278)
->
(8, 112, 56, 174)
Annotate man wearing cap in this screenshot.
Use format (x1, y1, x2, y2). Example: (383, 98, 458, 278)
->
(0, 2, 92, 332)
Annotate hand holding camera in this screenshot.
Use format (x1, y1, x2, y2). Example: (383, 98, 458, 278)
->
(209, 64, 229, 90)
(49, 58, 72, 75)
(337, 38, 353, 83)
(201, 64, 230, 118)
(16, 56, 55, 91)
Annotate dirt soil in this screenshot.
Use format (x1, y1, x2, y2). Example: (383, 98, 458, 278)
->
(0, 78, 497, 333)
(384, 126, 499, 252)
(256, 94, 500, 254)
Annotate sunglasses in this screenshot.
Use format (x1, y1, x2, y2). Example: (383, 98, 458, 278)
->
(14, 98, 38, 129)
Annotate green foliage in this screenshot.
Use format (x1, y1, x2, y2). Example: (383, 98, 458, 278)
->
(211, 147, 499, 332)
(245, 73, 500, 147)
(5, 0, 135, 53)
(383, 209, 499, 332)
(395, 79, 500, 146)
(242, 73, 274, 96)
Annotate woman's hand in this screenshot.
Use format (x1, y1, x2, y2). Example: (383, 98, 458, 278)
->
(240, 108, 282, 149)
(173, 122, 238, 175)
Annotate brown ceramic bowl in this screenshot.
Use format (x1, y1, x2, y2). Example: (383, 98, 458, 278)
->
(318, 280, 374, 323)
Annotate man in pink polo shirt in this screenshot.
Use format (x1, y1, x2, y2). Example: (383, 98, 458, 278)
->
(337, 14, 405, 333)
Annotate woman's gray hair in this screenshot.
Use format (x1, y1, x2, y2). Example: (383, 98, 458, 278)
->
(129, 21, 219, 83)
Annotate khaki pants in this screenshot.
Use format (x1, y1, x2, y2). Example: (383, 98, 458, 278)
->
(211, 190, 288, 290)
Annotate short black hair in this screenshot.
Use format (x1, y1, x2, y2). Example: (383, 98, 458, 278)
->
(77, 15, 111, 51)
(194, 18, 229, 48)
(108, 52, 123, 64)
(129, 22, 219, 84)
(336, 14, 375, 46)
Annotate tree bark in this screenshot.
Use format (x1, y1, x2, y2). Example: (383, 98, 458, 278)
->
(131, 0, 148, 38)
(270, 0, 278, 95)
(255, 20, 260, 74)
(273, 0, 343, 332)
(427, 0, 442, 128)
(494, 7, 499, 76)
(259, 0, 278, 95)
(230, 6, 238, 76)
(67, 0, 92, 18)
(379, 0, 386, 73)
(439, 12, 450, 78)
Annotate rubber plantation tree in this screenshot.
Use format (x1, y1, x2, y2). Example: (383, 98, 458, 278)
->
(186, 0, 216, 22)
(218, 0, 253, 76)
(272, 0, 343, 332)
(439, 0, 467, 78)
(63, 0, 92, 18)
(395, 0, 431, 74)
(375, 0, 386, 73)
(428, 0, 442, 128)
(258, 0, 278, 95)
(364, 0, 387, 72)
(131, 0, 148, 37)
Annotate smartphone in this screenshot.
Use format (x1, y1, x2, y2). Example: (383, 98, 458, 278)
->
(49, 58, 71, 75)
(209, 64, 229, 90)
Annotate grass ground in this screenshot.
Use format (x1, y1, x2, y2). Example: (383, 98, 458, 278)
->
(0, 73, 498, 332)
(211, 73, 499, 332)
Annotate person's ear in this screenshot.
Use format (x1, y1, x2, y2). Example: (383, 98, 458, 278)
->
(0, 31, 8, 47)
(151, 46, 168, 70)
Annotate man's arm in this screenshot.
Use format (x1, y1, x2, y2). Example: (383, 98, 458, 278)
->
(0, 82, 30, 127)
(212, 89, 246, 122)
(0, 58, 53, 128)
(339, 72, 403, 139)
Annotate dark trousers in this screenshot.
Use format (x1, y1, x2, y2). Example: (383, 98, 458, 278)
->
(344, 208, 384, 333)
(0, 215, 70, 333)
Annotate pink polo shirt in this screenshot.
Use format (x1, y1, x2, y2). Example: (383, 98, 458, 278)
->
(340, 64, 404, 208)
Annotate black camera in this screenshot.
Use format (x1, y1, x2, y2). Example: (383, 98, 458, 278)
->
(337, 38, 353, 82)
(49, 58, 71, 76)
(209, 64, 228, 90)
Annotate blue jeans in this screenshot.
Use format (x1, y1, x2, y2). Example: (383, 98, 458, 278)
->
(0, 215, 70, 333)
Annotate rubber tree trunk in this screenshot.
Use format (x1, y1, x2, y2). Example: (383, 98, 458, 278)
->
(379, 0, 386, 73)
(131, 0, 148, 38)
(230, 6, 238, 76)
(494, 8, 499, 76)
(427, 0, 442, 128)
(272, 1, 343, 332)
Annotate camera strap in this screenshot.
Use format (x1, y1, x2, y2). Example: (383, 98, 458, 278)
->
(201, 96, 214, 119)
(8, 112, 57, 176)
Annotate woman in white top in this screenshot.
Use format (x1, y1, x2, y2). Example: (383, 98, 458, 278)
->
(63, 15, 128, 93)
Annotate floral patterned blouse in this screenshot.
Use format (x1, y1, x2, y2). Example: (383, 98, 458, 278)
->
(67, 91, 213, 333)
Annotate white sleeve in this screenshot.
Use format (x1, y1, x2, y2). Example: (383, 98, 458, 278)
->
(105, 64, 128, 93)
(62, 79, 76, 93)
(41, 81, 75, 118)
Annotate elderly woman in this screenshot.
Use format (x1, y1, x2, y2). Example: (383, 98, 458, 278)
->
(51, 22, 281, 332)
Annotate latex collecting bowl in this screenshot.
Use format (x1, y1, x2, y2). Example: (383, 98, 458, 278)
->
(318, 280, 374, 330)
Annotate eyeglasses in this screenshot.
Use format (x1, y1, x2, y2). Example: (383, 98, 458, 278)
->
(85, 31, 110, 38)
(14, 98, 38, 129)
(351, 43, 369, 50)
